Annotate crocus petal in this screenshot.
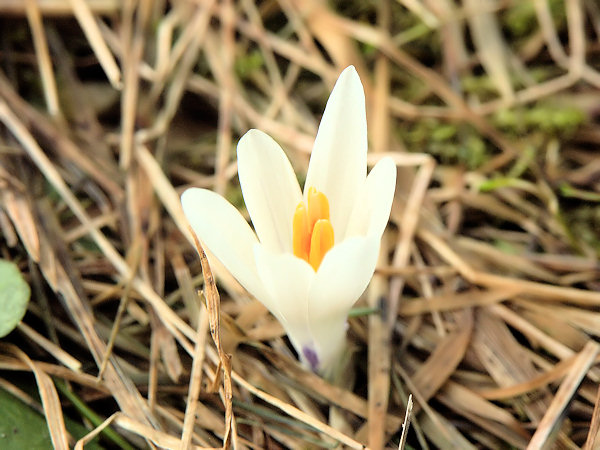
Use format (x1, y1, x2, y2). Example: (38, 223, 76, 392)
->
(344, 157, 397, 240)
(306, 235, 380, 372)
(309, 235, 379, 320)
(253, 243, 315, 350)
(305, 314, 348, 376)
(181, 188, 267, 301)
(237, 130, 303, 253)
(304, 66, 367, 239)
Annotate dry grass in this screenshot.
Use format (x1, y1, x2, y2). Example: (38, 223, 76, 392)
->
(0, 0, 599, 448)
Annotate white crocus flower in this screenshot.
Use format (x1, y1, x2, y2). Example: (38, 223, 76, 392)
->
(182, 66, 396, 375)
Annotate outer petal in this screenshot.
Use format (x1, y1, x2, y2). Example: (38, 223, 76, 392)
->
(304, 313, 348, 376)
(181, 188, 267, 301)
(344, 157, 396, 240)
(237, 130, 302, 253)
(306, 235, 380, 372)
(253, 243, 315, 353)
(309, 235, 380, 320)
(304, 66, 367, 239)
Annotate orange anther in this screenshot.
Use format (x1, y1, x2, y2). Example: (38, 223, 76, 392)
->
(293, 203, 310, 261)
(307, 187, 330, 230)
(292, 187, 334, 271)
(309, 219, 334, 271)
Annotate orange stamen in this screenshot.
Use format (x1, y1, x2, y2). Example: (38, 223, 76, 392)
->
(309, 219, 334, 271)
(292, 203, 310, 261)
(292, 187, 334, 271)
(307, 187, 330, 229)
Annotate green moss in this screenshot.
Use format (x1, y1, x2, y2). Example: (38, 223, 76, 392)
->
(493, 105, 585, 135)
(234, 50, 264, 79)
(503, 0, 567, 38)
(400, 119, 492, 169)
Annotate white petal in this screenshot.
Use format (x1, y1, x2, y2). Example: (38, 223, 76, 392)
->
(304, 66, 367, 239)
(181, 188, 267, 301)
(309, 235, 379, 320)
(304, 314, 348, 376)
(237, 130, 302, 253)
(253, 243, 315, 354)
(344, 157, 396, 240)
(305, 235, 380, 372)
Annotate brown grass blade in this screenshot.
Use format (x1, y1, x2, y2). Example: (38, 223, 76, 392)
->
(528, 341, 600, 449)
(24, 0, 60, 116)
(0, 182, 40, 262)
(180, 305, 210, 449)
(67, 0, 122, 88)
(583, 383, 600, 450)
(464, 0, 514, 100)
(410, 309, 473, 402)
(472, 309, 551, 423)
(191, 235, 234, 448)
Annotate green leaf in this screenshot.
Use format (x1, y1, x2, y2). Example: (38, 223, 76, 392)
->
(0, 387, 105, 449)
(0, 260, 31, 338)
(0, 387, 53, 449)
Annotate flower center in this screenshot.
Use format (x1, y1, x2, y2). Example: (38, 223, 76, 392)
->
(292, 187, 334, 271)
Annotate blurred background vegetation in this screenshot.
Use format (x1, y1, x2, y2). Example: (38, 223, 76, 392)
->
(0, 0, 599, 448)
